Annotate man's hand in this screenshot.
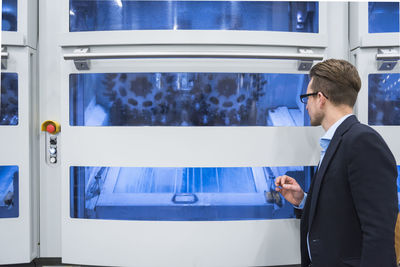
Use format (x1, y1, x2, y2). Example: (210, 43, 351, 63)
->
(275, 175, 304, 206)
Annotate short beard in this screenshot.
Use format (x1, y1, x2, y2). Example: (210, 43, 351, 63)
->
(310, 111, 323, 126)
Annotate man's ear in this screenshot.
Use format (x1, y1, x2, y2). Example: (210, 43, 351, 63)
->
(318, 92, 327, 107)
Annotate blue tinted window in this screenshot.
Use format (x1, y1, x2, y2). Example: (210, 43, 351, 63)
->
(70, 73, 310, 126)
(69, 1, 318, 33)
(2, 0, 17, 32)
(368, 2, 400, 33)
(70, 166, 314, 221)
(1, 73, 18, 126)
(368, 73, 400, 125)
(0, 166, 18, 218)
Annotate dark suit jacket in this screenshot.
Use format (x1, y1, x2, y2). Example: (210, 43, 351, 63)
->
(298, 115, 398, 267)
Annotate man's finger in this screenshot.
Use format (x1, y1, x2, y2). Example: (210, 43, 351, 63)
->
(280, 175, 294, 185)
(275, 176, 284, 187)
(282, 183, 297, 191)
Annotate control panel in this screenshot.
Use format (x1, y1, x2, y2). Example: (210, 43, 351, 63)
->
(41, 120, 61, 165)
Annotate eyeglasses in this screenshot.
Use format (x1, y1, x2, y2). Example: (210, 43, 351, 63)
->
(300, 91, 329, 104)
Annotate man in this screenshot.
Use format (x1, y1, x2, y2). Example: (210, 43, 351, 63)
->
(275, 59, 398, 267)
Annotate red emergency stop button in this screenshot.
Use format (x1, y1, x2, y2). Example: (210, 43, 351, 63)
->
(46, 124, 56, 133)
(41, 120, 60, 134)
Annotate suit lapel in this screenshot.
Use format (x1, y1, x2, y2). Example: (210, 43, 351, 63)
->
(307, 115, 359, 232)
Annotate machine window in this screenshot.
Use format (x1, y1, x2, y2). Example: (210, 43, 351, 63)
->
(70, 73, 310, 126)
(69, 1, 318, 33)
(70, 166, 314, 221)
(368, 2, 400, 33)
(1, 0, 17, 32)
(0, 166, 19, 218)
(368, 73, 400, 125)
(1, 73, 18, 126)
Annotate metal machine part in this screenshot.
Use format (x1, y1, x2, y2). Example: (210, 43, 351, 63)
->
(376, 49, 399, 71)
(65, 48, 323, 71)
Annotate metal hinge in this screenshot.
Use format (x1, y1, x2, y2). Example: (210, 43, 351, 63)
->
(297, 48, 316, 71)
(376, 48, 399, 71)
(73, 47, 90, 70)
(1, 46, 9, 70)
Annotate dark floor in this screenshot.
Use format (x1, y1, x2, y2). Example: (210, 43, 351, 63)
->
(4, 258, 301, 267)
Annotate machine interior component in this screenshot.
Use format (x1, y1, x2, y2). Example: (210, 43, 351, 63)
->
(70, 166, 314, 221)
(368, 2, 400, 33)
(0, 166, 18, 218)
(0, 73, 18, 126)
(368, 73, 400, 125)
(69, 1, 318, 33)
(70, 72, 310, 126)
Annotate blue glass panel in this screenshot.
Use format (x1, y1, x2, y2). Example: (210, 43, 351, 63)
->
(368, 73, 400, 125)
(69, 1, 318, 33)
(1, 73, 18, 126)
(368, 2, 400, 33)
(2, 0, 17, 32)
(70, 166, 314, 221)
(0, 166, 18, 218)
(70, 73, 310, 126)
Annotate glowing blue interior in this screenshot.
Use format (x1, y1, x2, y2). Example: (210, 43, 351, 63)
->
(1, 73, 18, 126)
(368, 73, 400, 125)
(0, 166, 18, 218)
(70, 166, 314, 221)
(70, 73, 310, 127)
(69, 1, 318, 33)
(368, 2, 400, 33)
(1, 0, 17, 32)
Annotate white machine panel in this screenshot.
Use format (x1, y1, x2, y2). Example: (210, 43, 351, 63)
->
(350, 2, 400, 49)
(36, 1, 350, 265)
(59, 49, 325, 266)
(0, 1, 39, 264)
(0, 46, 38, 264)
(1, 0, 38, 48)
(351, 47, 400, 163)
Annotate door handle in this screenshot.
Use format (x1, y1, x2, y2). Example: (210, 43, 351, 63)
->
(172, 193, 199, 204)
(64, 47, 324, 71)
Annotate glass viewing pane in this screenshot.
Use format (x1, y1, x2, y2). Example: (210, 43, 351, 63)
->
(368, 2, 400, 33)
(70, 73, 310, 127)
(0, 166, 18, 218)
(368, 73, 400, 125)
(2, 0, 17, 32)
(1, 73, 18, 126)
(70, 166, 314, 221)
(70, 1, 318, 33)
